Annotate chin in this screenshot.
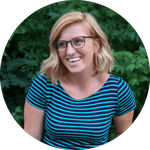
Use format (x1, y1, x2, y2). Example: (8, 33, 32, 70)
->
(67, 67, 84, 74)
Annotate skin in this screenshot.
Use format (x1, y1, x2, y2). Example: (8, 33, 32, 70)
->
(58, 22, 107, 99)
(24, 101, 44, 141)
(113, 110, 134, 138)
(24, 22, 134, 141)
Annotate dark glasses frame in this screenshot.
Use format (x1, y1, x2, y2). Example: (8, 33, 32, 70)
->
(53, 36, 93, 52)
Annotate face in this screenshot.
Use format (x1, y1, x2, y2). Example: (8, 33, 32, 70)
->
(58, 22, 99, 75)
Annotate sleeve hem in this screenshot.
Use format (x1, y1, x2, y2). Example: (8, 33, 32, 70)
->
(26, 99, 45, 111)
(114, 105, 136, 117)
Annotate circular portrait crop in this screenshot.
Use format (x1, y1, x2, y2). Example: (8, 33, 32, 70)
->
(0, 1, 150, 150)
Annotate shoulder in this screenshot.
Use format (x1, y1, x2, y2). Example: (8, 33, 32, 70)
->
(109, 74, 127, 85)
(33, 73, 51, 84)
(31, 73, 53, 89)
(110, 75, 134, 99)
(108, 74, 132, 92)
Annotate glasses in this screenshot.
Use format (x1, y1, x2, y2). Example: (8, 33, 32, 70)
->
(53, 36, 93, 52)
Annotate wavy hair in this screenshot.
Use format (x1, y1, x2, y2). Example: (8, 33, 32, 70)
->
(40, 11, 114, 84)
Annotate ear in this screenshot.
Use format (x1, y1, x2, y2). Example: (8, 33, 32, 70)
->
(93, 38, 100, 53)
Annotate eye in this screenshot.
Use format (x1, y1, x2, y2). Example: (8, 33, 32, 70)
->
(73, 38, 84, 45)
(58, 41, 66, 47)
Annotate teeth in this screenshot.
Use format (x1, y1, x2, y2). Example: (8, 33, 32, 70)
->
(68, 57, 81, 62)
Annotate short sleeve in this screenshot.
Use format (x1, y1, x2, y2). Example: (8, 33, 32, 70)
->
(115, 77, 136, 116)
(25, 75, 47, 110)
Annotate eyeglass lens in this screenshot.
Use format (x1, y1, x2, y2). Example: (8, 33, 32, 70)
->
(56, 37, 85, 51)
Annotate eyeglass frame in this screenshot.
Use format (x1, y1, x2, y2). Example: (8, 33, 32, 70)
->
(53, 36, 94, 52)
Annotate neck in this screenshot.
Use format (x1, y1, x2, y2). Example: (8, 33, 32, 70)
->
(67, 70, 98, 90)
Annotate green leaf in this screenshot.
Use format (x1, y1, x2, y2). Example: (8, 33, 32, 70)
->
(15, 27, 27, 34)
(3, 51, 8, 56)
(11, 112, 16, 117)
(11, 78, 28, 87)
(81, 6, 88, 12)
(128, 78, 139, 86)
(47, 12, 60, 20)
(9, 33, 15, 41)
(105, 8, 117, 17)
(90, 10, 99, 17)
(15, 106, 22, 113)
(142, 67, 150, 75)
(139, 45, 146, 52)
(120, 66, 125, 74)
(22, 58, 37, 66)
(131, 32, 135, 41)
(139, 75, 149, 82)
(6, 60, 21, 72)
(1, 80, 9, 88)
(126, 64, 135, 72)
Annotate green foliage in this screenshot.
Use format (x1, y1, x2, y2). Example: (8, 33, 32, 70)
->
(12, 106, 24, 127)
(0, 0, 149, 143)
(112, 46, 149, 117)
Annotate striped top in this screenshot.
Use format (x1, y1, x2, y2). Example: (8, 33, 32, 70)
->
(26, 74, 136, 150)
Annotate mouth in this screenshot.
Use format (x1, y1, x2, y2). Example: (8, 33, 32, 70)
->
(67, 57, 82, 63)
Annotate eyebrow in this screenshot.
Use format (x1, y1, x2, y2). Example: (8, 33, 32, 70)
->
(58, 35, 88, 41)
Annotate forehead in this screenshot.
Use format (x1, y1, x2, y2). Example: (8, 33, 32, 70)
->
(58, 22, 91, 40)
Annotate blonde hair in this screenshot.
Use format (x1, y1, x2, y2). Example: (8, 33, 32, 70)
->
(40, 11, 114, 85)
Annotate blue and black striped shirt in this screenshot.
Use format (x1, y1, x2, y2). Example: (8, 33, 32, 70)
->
(26, 74, 136, 150)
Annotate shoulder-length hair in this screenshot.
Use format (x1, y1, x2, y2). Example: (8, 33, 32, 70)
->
(40, 11, 114, 85)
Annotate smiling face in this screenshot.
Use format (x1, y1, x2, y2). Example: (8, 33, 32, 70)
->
(58, 22, 99, 75)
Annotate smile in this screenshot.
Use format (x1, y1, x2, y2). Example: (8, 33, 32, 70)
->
(67, 57, 82, 63)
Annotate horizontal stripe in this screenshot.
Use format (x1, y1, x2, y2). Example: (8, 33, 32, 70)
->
(26, 74, 136, 149)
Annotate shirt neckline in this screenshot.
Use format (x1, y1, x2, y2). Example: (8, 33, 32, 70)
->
(57, 74, 112, 100)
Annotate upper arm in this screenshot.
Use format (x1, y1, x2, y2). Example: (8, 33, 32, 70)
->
(24, 100, 45, 141)
(113, 77, 136, 138)
(113, 110, 134, 138)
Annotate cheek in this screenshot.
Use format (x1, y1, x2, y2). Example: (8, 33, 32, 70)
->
(58, 53, 64, 61)
(58, 53, 67, 66)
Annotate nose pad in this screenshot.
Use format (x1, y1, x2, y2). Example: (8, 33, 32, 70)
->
(66, 42, 76, 54)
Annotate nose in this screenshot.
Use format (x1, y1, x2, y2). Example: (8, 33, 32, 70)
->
(66, 42, 76, 55)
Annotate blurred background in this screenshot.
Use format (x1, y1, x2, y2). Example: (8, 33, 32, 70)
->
(0, 0, 149, 142)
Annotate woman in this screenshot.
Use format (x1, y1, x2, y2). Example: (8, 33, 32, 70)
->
(24, 11, 136, 150)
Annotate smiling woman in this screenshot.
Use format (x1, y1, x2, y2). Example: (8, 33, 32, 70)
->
(57, 22, 98, 75)
(24, 11, 136, 150)
(40, 11, 114, 84)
